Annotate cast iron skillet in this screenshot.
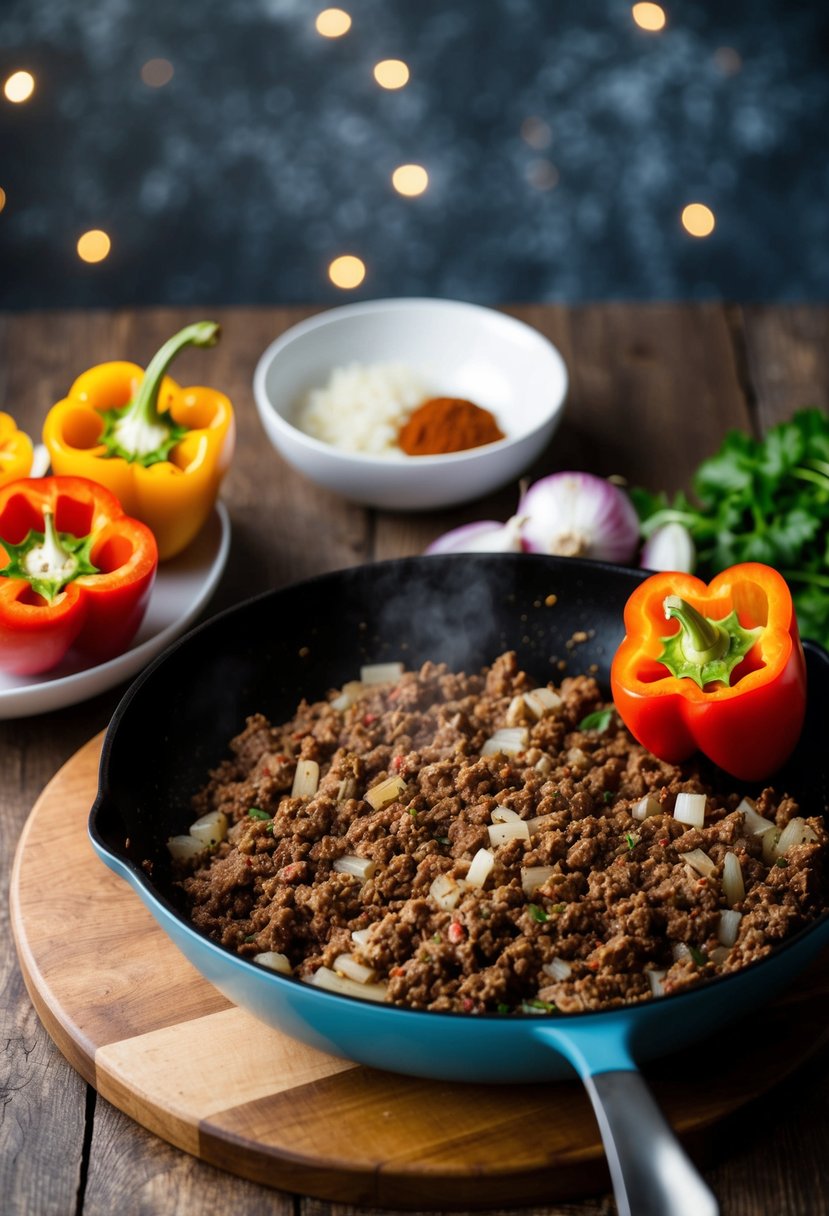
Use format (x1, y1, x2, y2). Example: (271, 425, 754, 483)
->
(90, 554, 829, 1216)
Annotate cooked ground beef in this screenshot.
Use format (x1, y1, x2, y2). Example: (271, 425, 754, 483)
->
(178, 652, 828, 1014)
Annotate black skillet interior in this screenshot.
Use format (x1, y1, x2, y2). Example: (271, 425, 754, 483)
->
(92, 553, 829, 905)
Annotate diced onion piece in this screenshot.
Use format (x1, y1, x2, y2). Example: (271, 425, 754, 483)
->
(166, 834, 207, 861)
(632, 795, 662, 821)
(331, 680, 366, 710)
(527, 813, 555, 835)
(775, 816, 818, 857)
(333, 952, 377, 984)
(506, 695, 527, 727)
(522, 865, 556, 896)
(673, 792, 707, 827)
(671, 942, 691, 962)
(360, 662, 404, 685)
(543, 956, 572, 980)
(253, 951, 292, 974)
(718, 909, 743, 947)
(351, 927, 372, 946)
(524, 687, 562, 718)
(337, 776, 358, 802)
(678, 848, 716, 878)
(308, 966, 388, 1003)
(488, 820, 531, 846)
(535, 754, 553, 776)
(708, 946, 731, 965)
(737, 797, 776, 836)
(333, 854, 377, 880)
(762, 828, 782, 863)
(645, 968, 666, 997)
(465, 847, 495, 889)
(292, 759, 320, 798)
(429, 872, 463, 910)
(491, 806, 522, 823)
(188, 809, 229, 846)
(722, 852, 745, 907)
(481, 727, 529, 757)
(365, 775, 407, 810)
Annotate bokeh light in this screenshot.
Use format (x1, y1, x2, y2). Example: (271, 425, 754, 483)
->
(681, 203, 716, 238)
(140, 59, 174, 88)
(520, 117, 553, 150)
(77, 230, 112, 263)
(373, 60, 409, 89)
(526, 160, 559, 191)
(391, 164, 429, 196)
(4, 71, 35, 103)
(328, 255, 366, 289)
(315, 9, 352, 38)
(632, 3, 667, 32)
(713, 47, 742, 76)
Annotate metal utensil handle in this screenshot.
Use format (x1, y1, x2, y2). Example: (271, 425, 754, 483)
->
(585, 1070, 719, 1216)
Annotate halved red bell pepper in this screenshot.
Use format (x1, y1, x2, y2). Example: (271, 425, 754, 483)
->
(0, 476, 157, 676)
(610, 563, 807, 781)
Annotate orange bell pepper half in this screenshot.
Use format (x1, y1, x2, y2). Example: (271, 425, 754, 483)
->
(0, 476, 158, 676)
(0, 411, 34, 487)
(610, 563, 807, 781)
(42, 322, 234, 560)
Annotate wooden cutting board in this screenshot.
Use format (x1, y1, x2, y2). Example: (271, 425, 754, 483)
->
(10, 735, 829, 1209)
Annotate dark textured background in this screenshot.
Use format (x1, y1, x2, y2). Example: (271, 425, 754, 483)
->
(1, 0, 828, 308)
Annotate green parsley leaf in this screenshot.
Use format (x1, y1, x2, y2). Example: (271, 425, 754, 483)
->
(248, 808, 270, 820)
(519, 998, 557, 1015)
(528, 903, 549, 923)
(603, 790, 614, 803)
(435, 836, 450, 845)
(635, 408, 829, 650)
(578, 709, 613, 733)
(625, 833, 638, 851)
(496, 1002, 511, 1015)
(775, 856, 789, 868)
(688, 946, 708, 966)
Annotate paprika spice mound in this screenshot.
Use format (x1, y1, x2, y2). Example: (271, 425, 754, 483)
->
(398, 397, 505, 456)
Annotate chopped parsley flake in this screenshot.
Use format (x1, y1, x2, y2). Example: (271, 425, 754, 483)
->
(578, 709, 613, 733)
(519, 998, 557, 1015)
(626, 833, 638, 851)
(528, 903, 549, 923)
(435, 836, 450, 845)
(248, 808, 270, 820)
(497, 1002, 511, 1015)
(689, 946, 708, 966)
(603, 791, 614, 804)
(775, 857, 789, 868)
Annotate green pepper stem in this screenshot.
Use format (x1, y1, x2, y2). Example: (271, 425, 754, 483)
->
(663, 595, 729, 666)
(126, 321, 220, 431)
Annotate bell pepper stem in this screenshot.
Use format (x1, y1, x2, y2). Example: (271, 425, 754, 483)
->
(2, 506, 99, 603)
(128, 321, 220, 431)
(102, 321, 221, 465)
(659, 594, 763, 689)
(663, 595, 728, 665)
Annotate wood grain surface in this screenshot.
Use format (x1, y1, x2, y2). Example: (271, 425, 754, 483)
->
(14, 735, 829, 1210)
(2, 305, 829, 1216)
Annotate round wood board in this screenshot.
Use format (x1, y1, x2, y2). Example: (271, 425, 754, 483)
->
(10, 735, 829, 1209)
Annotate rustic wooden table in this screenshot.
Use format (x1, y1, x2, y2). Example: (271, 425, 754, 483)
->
(2, 304, 829, 1215)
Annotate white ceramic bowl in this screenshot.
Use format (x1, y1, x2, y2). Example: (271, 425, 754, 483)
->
(253, 298, 568, 511)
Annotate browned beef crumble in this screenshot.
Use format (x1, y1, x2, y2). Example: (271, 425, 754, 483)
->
(178, 652, 827, 1014)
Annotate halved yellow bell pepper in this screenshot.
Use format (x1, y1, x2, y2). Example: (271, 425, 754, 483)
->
(0, 412, 34, 487)
(42, 322, 234, 560)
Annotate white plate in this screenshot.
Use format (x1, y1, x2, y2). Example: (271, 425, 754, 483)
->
(0, 503, 231, 719)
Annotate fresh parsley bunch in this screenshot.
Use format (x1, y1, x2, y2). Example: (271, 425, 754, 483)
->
(632, 408, 829, 647)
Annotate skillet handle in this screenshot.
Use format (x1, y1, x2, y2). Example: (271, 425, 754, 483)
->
(584, 1069, 719, 1216)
